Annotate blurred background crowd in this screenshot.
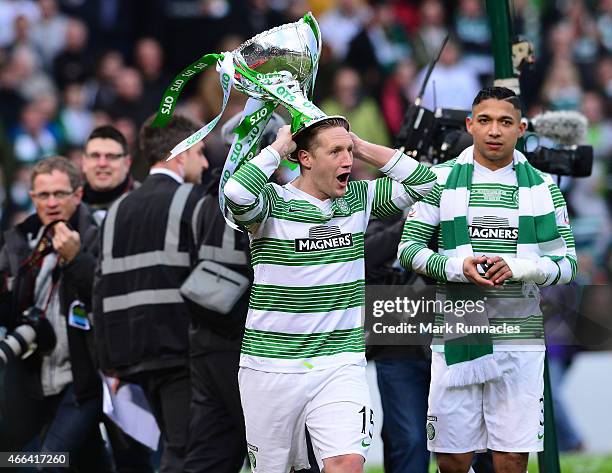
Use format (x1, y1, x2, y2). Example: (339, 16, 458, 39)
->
(0, 0, 610, 279)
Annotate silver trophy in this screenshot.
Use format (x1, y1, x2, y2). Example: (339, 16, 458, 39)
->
(232, 13, 321, 103)
(154, 12, 347, 221)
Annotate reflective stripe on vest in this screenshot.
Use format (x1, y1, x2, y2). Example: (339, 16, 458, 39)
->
(102, 289, 184, 312)
(198, 222, 247, 265)
(101, 184, 194, 275)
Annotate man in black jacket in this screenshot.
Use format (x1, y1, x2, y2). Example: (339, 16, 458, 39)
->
(93, 115, 208, 473)
(0, 156, 113, 471)
(82, 125, 155, 473)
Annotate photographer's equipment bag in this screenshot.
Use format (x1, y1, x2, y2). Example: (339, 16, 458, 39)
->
(181, 193, 251, 337)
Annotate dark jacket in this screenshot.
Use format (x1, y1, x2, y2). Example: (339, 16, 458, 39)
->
(188, 186, 252, 356)
(0, 205, 101, 402)
(93, 173, 201, 376)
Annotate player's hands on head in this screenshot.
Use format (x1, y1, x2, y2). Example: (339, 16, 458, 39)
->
(270, 125, 296, 160)
(349, 132, 364, 160)
(463, 256, 495, 287)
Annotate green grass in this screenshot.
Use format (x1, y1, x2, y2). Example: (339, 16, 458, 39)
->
(364, 454, 612, 473)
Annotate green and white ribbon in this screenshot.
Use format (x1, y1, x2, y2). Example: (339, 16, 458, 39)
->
(165, 53, 235, 160)
(152, 53, 222, 129)
(152, 51, 326, 231)
(219, 98, 276, 230)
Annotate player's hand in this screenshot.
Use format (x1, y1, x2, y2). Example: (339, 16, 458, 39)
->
(483, 256, 513, 285)
(463, 256, 494, 287)
(349, 132, 368, 161)
(52, 221, 81, 262)
(270, 125, 296, 160)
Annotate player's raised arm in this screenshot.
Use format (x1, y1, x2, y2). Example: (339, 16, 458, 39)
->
(223, 125, 296, 233)
(351, 132, 437, 219)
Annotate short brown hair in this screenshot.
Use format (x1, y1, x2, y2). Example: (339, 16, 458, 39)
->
(86, 125, 128, 154)
(31, 156, 83, 190)
(139, 114, 200, 166)
(291, 117, 349, 163)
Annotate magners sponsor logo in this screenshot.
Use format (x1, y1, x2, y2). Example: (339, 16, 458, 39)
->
(295, 225, 354, 252)
(469, 216, 518, 240)
(469, 226, 518, 240)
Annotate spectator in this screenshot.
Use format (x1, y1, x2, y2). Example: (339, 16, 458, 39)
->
(105, 67, 150, 130)
(411, 0, 449, 68)
(0, 53, 26, 130)
(595, 54, 612, 100)
(346, 0, 412, 96)
(31, 0, 69, 69)
(540, 58, 583, 110)
(410, 37, 481, 110)
(134, 37, 171, 112)
(11, 99, 59, 165)
(10, 47, 57, 102)
(381, 58, 418, 136)
(239, 0, 284, 40)
(87, 49, 123, 111)
(6, 165, 34, 226)
(0, 156, 114, 472)
(0, 0, 40, 48)
(453, 0, 493, 77)
(81, 125, 135, 222)
(57, 82, 95, 147)
(8, 14, 45, 70)
(318, 0, 369, 61)
(597, 0, 612, 54)
(565, 0, 600, 76)
(320, 67, 391, 152)
(53, 18, 93, 90)
(81, 125, 155, 472)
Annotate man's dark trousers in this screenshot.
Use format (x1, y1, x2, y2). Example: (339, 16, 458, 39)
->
(184, 351, 246, 473)
(129, 366, 191, 473)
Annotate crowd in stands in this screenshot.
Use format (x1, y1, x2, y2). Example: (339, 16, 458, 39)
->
(0, 0, 609, 278)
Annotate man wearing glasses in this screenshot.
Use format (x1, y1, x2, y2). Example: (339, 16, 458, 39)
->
(0, 156, 114, 471)
(82, 125, 157, 473)
(82, 126, 137, 225)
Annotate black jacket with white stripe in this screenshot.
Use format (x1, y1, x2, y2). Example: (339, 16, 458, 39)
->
(93, 173, 202, 376)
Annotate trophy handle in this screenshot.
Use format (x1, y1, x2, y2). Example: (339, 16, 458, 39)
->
(302, 12, 321, 100)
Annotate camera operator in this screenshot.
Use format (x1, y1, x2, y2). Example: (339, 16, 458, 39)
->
(364, 212, 432, 473)
(0, 156, 113, 471)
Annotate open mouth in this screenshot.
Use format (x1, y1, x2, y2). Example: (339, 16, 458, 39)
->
(336, 172, 350, 184)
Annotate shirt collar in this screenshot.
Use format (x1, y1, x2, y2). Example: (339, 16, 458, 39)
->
(149, 167, 184, 184)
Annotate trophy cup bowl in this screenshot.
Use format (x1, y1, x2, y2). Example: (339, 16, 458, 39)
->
(231, 13, 321, 101)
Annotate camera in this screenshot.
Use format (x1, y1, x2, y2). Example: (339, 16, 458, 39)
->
(0, 306, 56, 370)
(524, 144, 593, 178)
(396, 106, 593, 178)
(395, 36, 593, 178)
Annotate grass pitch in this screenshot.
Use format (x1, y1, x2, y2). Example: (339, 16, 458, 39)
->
(364, 454, 612, 472)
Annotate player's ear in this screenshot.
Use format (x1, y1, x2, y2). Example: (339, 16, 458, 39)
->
(466, 114, 473, 135)
(518, 117, 528, 137)
(297, 149, 312, 170)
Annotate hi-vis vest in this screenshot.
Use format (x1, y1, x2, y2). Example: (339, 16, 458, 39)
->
(187, 193, 251, 344)
(93, 176, 199, 373)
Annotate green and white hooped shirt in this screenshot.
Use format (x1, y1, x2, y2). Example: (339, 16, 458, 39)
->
(398, 158, 577, 350)
(224, 146, 436, 372)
